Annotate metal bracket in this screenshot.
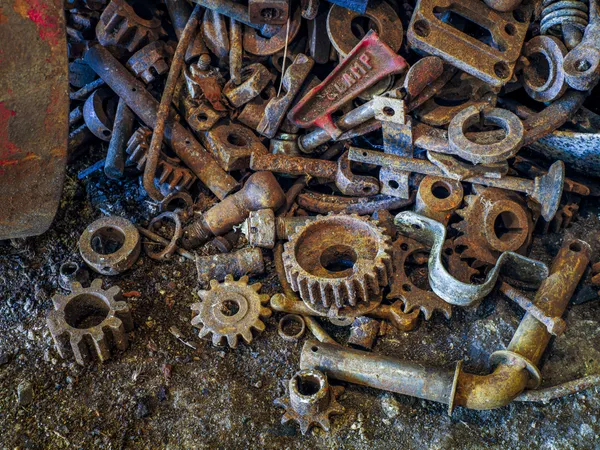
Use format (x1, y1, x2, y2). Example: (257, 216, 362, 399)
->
(393, 211, 548, 306)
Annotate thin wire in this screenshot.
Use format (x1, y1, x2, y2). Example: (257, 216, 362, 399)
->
(277, 16, 291, 97)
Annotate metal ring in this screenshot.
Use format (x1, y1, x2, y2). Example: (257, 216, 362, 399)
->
(489, 350, 542, 389)
(83, 87, 116, 141)
(522, 36, 568, 102)
(278, 314, 306, 341)
(448, 105, 524, 164)
(159, 191, 194, 221)
(144, 212, 183, 261)
(326, 2, 403, 58)
(79, 216, 141, 275)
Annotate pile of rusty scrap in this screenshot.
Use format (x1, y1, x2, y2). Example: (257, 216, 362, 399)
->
(47, 0, 600, 435)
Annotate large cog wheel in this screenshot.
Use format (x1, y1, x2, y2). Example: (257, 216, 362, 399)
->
(191, 275, 271, 348)
(388, 235, 452, 320)
(282, 214, 392, 313)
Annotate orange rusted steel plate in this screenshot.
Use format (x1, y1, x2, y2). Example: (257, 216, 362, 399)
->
(0, 0, 68, 239)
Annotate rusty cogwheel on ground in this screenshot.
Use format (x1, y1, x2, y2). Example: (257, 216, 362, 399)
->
(190, 275, 271, 348)
(282, 214, 393, 310)
(46, 279, 134, 366)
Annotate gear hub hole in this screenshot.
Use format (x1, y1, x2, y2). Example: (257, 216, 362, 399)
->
(64, 294, 110, 329)
(431, 181, 451, 199)
(91, 227, 125, 255)
(320, 245, 358, 273)
(220, 299, 241, 317)
(526, 52, 551, 88)
(493, 211, 522, 242)
(351, 16, 379, 40)
(295, 374, 322, 396)
(130, 0, 155, 20)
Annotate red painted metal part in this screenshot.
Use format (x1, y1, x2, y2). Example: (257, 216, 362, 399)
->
(0, 0, 68, 239)
(287, 30, 408, 139)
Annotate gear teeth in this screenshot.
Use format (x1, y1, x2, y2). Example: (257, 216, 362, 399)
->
(190, 277, 270, 348)
(46, 279, 133, 366)
(282, 215, 392, 312)
(126, 126, 197, 192)
(275, 371, 345, 435)
(389, 237, 453, 320)
(96, 0, 166, 53)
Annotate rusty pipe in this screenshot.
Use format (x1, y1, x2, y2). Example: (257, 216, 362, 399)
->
(301, 239, 590, 411)
(455, 238, 590, 409)
(300, 340, 457, 405)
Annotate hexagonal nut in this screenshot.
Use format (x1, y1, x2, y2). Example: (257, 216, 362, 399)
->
(223, 63, 273, 108)
(201, 121, 268, 171)
(79, 216, 141, 275)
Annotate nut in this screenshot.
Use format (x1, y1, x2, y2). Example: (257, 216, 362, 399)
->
(415, 176, 464, 225)
(223, 63, 273, 107)
(201, 121, 268, 171)
(79, 216, 141, 275)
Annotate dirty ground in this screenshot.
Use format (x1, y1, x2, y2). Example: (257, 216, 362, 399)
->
(1, 146, 599, 449)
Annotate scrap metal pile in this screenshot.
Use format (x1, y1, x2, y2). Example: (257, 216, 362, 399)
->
(56, 0, 600, 434)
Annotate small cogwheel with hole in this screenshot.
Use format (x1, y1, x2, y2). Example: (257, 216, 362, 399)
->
(191, 275, 271, 348)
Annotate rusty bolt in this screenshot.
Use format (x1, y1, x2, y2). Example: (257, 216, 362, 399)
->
(182, 171, 286, 249)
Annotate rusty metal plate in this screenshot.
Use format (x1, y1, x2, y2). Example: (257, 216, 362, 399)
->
(0, 0, 68, 239)
(407, 0, 533, 87)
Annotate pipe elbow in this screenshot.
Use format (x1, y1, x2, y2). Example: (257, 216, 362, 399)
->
(454, 364, 530, 410)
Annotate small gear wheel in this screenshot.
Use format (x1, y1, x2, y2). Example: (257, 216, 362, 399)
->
(388, 235, 452, 320)
(283, 214, 392, 312)
(126, 126, 197, 192)
(190, 275, 271, 348)
(452, 187, 533, 267)
(46, 279, 133, 366)
(275, 370, 345, 435)
(96, 0, 166, 53)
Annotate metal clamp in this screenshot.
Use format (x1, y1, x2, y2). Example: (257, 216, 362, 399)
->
(393, 211, 548, 306)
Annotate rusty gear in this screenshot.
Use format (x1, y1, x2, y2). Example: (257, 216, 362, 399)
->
(274, 369, 345, 435)
(442, 239, 479, 284)
(453, 187, 534, 267)
(388, 235, 452, 320)
(126, 126, 196, 191)
(96, 0, 166, 53)
(190, 275, 271, 348)
(283, 214, 392, 313)
(46, 279, 133, 366)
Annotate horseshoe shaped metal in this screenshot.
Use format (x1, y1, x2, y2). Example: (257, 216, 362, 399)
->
(393, 211, 549, 307)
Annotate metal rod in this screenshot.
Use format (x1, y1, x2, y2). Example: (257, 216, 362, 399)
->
(85, 45, 239, 200)
(105, 98, 135, 179)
